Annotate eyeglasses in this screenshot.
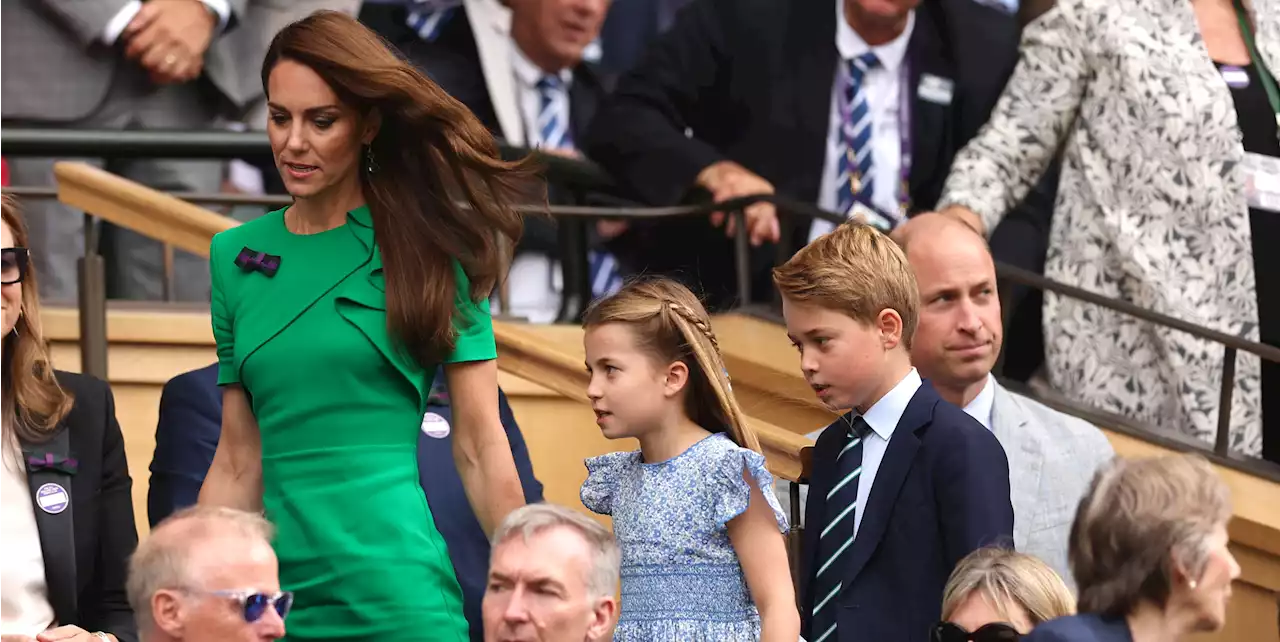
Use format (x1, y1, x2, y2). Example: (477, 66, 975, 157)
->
(188, 589, 294, 623)
(931, 621, 1023, 642)
(2, 248, 29, 285)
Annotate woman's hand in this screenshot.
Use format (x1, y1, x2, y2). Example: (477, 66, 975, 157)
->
(35, 626, 115, 642)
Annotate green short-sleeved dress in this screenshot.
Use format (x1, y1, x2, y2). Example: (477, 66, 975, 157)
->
(209, 205, 493, 641)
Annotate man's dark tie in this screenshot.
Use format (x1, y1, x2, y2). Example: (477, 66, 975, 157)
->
(810, 415, 872, 642)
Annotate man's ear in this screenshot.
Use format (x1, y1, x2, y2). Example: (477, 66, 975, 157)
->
(662, 360, 690, 398)
(876, 308, 905, 350)
(152, 589, 188, 637)
(586, 596, 619, 641)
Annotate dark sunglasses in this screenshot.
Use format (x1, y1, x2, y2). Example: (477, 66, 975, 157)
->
(931, 621, 1022, 642)
(201, 589, 294, 623)
(2, 248, 29, 285)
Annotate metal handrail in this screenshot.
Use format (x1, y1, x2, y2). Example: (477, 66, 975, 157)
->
(3, 127, 1277, 465)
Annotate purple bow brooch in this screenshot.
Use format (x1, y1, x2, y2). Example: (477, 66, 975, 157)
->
(28, 453, 79, 475)
(234, 247, 281, 277)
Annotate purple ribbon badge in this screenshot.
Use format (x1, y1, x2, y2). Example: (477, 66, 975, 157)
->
(234, 247, 281, 277)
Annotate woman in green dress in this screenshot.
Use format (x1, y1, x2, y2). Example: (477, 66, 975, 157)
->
(198, 12, 533, 641)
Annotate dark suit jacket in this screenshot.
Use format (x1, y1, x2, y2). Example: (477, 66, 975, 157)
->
(19, 371, 138, 642)
(147, 364, 544, 642)
(583, 0, 1037, 308)
(800, 381, 1014, 642)
(1023, 613, 1134, 642)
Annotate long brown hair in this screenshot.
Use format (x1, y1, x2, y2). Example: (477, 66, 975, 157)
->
(262, 11, 534, 366)
(2, 196, 72, 443)
(582, 278, 760, 453)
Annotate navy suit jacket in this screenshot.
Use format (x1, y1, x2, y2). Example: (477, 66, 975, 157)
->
(1023, 613, 1134, 642)
(148, 364, 544, 642)
(800, 381, 1014, 642)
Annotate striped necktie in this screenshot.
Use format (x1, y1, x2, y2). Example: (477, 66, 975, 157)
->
(536, 75, 573, 150)
(836, 53, 881, 219)
(810, 415, 873, 642)
(405, 0, 462, 42)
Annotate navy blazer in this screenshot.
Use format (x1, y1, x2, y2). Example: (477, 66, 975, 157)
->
(21, 372, 138, 642)
(800, 381, 1014, 642)
(1023, 613, 1134, 641)
(148, 364, 544, 642)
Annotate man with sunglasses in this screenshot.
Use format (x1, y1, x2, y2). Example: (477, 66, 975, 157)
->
(126, 506, 288, 642)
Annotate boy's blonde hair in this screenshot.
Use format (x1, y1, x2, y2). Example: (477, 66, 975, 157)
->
(772, 221, 920, 348)
(582, 277, 760, 453)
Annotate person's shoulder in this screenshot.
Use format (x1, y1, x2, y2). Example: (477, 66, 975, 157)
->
(162, 364, 220, 396)
(53, 369, 109, 399)
(1002, 386, 1114, 459)
(918, 385, 994, 443)
(211, 207, 284, 253)
(1025, 613, 1121, 641)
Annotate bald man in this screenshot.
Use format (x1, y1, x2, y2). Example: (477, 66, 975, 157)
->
(127, 506, 287, 642)
(900, 215, 1113, 585)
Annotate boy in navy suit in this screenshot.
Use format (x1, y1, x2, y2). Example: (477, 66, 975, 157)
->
(774, 221, 1014, 642)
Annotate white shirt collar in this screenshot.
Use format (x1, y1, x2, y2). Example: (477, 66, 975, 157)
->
(511, 43, 574, 90)
(963, 374, 997, 432)
(859, 368, 923, 441)
(835, 0, 915, 73)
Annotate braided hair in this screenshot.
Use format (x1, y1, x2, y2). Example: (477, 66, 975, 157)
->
(582, 277, 760, 453)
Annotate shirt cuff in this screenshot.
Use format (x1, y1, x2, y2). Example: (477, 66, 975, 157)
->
(200, 0, 232, 34)
(102, 0, 142, 44)
(101, 0, 230, 45)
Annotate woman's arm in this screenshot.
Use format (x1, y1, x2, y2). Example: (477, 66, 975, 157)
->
(444, 359, 525, 536)
(728, 470, 800, 642)
(196, 386, 263, 511)
(935, 0, 1092, 236)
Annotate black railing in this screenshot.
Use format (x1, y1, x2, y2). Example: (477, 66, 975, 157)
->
(3, 128, 1278, 478)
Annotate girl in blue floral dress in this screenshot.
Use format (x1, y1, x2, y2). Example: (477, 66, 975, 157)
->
(579, 278, 800, 641)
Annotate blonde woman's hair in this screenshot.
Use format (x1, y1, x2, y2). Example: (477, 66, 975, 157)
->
(582, 277, 760, 452)
(942, 547, 1077, 627)
(772, 221, 919, 348)
(1, 195, 72, 443)
(1069, 454, 1231, 618)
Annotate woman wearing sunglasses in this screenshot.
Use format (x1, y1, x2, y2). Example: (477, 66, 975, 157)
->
(933, 547, 1075, 642)
(1024, 454, 1240, 642)
(1, 196, 138, 642)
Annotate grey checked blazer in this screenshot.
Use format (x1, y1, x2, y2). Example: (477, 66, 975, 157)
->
(990, 379, 1114, 588)
(1, 0, 248, 122)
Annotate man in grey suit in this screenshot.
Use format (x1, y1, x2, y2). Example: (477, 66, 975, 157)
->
(899, 215, 1113, 586)
(1, 0, 247, 302)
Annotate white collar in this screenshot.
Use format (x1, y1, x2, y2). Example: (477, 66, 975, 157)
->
(511, 43, 574, 89)
(963, 374, 997, 432)
(835, 0, 915, 73)
(858, 367, 923, 440)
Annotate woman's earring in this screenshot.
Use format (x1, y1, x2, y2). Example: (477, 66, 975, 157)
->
(1189, 580, 1198, 590)
(365, 146, 379, 175)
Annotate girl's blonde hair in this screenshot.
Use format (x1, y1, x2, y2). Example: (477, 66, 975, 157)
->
(942, 547, 1077, 627)
(582, 277, 760, 453)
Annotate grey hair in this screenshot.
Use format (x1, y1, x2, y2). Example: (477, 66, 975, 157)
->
(1069, 454, 1231, 618)
(127, 506, 275, 635)
(491, 503, 620, 599)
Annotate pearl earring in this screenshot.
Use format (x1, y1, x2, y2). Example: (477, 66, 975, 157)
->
(1189, 580, 1198, 590)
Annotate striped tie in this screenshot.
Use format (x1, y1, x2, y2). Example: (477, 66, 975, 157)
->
(405, 0, 461, 42)
(536, 75, 573, 150)
(810, 416, 873, 642)
(835, 53, 880, 219)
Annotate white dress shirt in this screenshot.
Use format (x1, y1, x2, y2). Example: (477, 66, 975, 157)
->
(811, 3, 916, 242)
(1, 437, 55, 636)
(511, 44, 575, 150)
(962, 374, 997, 432)
(104, 0, 231, 44)
(849, 367, 922, 537)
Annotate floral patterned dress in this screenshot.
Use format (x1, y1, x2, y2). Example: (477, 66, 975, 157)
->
(581, 433, 788, 641)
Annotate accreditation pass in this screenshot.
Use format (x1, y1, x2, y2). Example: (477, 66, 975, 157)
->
(1244, 152, 1280, 212)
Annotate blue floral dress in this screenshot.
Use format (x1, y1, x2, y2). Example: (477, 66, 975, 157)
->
(581, 433, 788, 641)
